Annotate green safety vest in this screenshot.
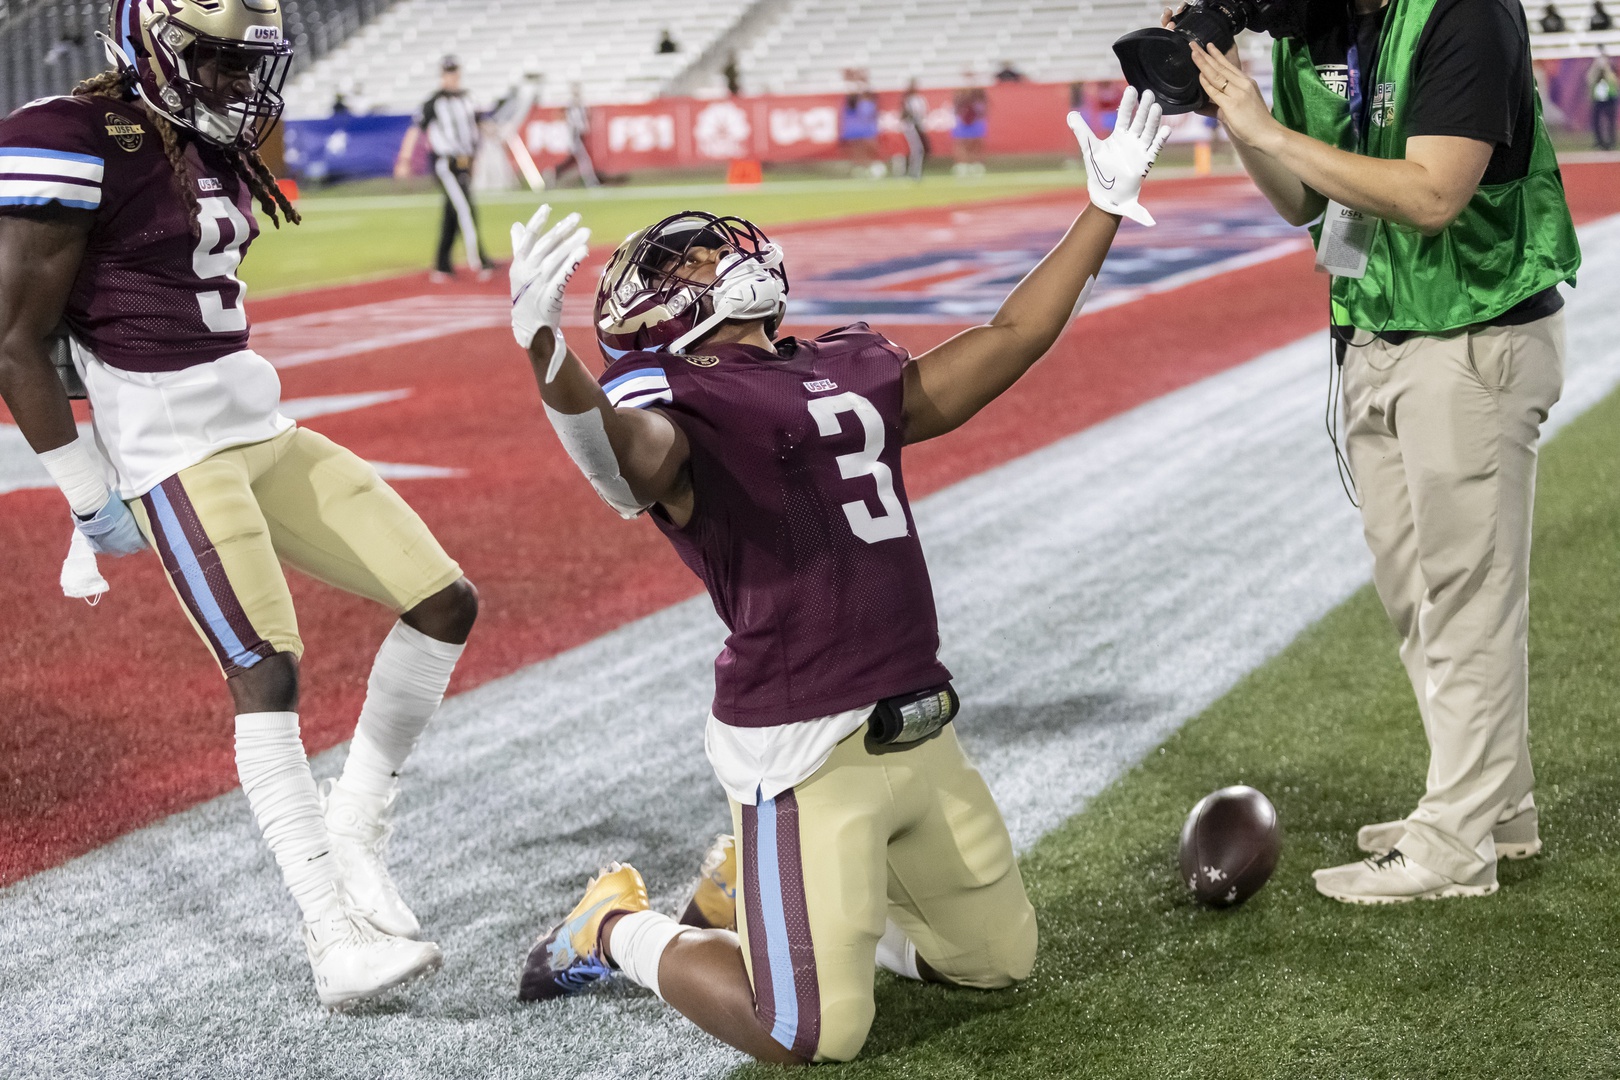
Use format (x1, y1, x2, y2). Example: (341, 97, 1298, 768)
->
(1271, 0, 1581, 333)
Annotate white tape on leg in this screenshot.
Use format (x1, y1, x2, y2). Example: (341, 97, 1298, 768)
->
(543, 403, 650, 519)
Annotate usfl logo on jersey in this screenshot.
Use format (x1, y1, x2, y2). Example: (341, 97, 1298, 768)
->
(104, 113, 144, 152)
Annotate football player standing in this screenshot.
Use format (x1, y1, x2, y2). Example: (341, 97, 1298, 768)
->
(0, 0, 475, 1007)
(504, 91, 1169, 1063)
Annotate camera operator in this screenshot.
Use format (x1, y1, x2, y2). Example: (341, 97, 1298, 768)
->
(1185, 0, 1580, 904)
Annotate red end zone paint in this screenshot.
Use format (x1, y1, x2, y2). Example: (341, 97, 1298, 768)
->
(3, 166, 1617, 885)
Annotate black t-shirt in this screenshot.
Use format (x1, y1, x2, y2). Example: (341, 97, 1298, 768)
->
(1305, 0, 1562, 332)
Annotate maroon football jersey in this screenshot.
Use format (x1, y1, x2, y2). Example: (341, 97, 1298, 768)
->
(601, 323, 952, 728)
(0, 94, 258, 372)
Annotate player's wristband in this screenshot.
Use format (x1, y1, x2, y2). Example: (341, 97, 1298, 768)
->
(37, 438, 110, 518)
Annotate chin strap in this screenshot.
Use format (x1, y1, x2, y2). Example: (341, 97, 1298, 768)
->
(669, 244, 787, 355)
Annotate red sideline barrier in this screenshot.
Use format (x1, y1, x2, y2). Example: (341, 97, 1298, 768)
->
(520, 81, 1127, 173)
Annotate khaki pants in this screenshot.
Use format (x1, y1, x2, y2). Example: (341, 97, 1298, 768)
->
(730, 725, 1037, 1062)
(130, 426, 463, 677)
(1342, 312, 1564, 880)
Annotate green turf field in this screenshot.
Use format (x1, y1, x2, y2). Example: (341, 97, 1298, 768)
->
(241, 171, 1083, 297)
(729, 387, 1620, 1077)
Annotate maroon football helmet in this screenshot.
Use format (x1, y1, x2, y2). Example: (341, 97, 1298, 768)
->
(594, 211, 789, 362)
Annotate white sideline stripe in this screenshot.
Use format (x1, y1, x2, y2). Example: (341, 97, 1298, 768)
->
(1, 216, 1616, 1079)
(275, 170, 1084, 213)
(253, 296, 598, 370)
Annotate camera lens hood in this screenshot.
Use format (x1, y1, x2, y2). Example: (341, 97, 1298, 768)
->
(1113, 27, 1207, 115)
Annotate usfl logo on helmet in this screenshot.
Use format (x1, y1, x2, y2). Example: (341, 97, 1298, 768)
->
(105, 0, 294, 151)
(594, 211, 789, 362)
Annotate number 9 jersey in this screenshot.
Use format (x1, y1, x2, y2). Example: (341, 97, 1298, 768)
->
(599, 322, 952, 729)
(0, 94, 288, 497)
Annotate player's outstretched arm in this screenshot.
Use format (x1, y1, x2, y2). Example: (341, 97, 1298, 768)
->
(902, 89, 1170, 445)
(511, 206, 691, 516)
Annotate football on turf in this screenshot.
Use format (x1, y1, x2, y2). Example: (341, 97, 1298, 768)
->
(1178, 785, 1281, 908)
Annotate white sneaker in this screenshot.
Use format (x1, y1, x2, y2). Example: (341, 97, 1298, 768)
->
(1357, 806, 1542, 861)
(321, 779, 421, 938)
(1312, 849, 1498, 905)
(302, 902, 442, 1009)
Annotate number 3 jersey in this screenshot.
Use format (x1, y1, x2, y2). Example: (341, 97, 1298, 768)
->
(0, 94, 290, 497)
(600, 323, 952, 728)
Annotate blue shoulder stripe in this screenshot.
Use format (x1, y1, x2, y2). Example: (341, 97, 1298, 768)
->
(0, 195, 99, 209)
(0, 147, 104, 166)
(602, 367, 668, 393)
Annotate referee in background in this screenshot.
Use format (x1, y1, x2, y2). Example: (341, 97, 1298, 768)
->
(396, 55, 491, 280)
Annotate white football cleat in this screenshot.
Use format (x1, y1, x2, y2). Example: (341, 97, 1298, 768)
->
(1357, 804, 1542, 861)
(302, 901, 442, 1009)
(321, 779, 421, 938)
(1312, 849, 1497, 905)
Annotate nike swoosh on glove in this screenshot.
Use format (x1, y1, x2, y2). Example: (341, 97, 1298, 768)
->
(75, 495, 146, 556)
(510, 204, 592, 381)
(1069, 87, 1172, 227)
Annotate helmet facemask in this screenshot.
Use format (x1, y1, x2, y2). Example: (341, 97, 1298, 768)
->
(594, 212, 789, 361)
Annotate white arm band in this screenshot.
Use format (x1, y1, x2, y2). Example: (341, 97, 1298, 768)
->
(37, 438, 110, 518)
(543, 403, 651, 519)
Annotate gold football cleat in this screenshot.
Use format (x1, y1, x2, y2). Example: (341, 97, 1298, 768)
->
(677, 834, 737, 931)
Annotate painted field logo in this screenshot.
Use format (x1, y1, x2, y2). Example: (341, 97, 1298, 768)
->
(104, 113, 144, 152)
(685, 354, 720, 367)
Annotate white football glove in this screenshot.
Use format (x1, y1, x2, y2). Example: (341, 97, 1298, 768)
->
(1069, 87, 1171, 228)
(61, 527, 109, 603)
(510, 204, 592, 382)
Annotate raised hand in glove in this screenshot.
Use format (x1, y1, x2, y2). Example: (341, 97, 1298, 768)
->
(510, 204, 592, 382)
(1068, 87, 1172, 227)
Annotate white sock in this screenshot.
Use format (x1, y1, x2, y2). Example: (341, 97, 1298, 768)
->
(608, 910, 688, 999)
(339, 621, 464, 798)
(234, 712, 342, 921)
(875, 918, 921, 981)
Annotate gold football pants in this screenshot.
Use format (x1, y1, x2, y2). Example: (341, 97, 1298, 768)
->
(1342, 312, 1563, 880)
(130, 426, 463, 677)
(729, 724, 1037, 1062)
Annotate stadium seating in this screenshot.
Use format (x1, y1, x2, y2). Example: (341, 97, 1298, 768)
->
(720, 0, 1165, 96)
(4, 0, 1619, 122)
(279, 0, 745, 118)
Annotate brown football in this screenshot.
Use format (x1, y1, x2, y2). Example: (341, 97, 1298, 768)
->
(1178, 785, 1281, 908)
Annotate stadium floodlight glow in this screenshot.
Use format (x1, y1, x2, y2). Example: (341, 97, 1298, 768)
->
(1112, 0, 1311, 115)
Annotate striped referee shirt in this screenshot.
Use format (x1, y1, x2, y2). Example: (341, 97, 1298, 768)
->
(420, 89, 481, 159)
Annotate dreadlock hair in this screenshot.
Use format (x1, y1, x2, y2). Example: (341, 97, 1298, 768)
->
(72, 67, 301, 237)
